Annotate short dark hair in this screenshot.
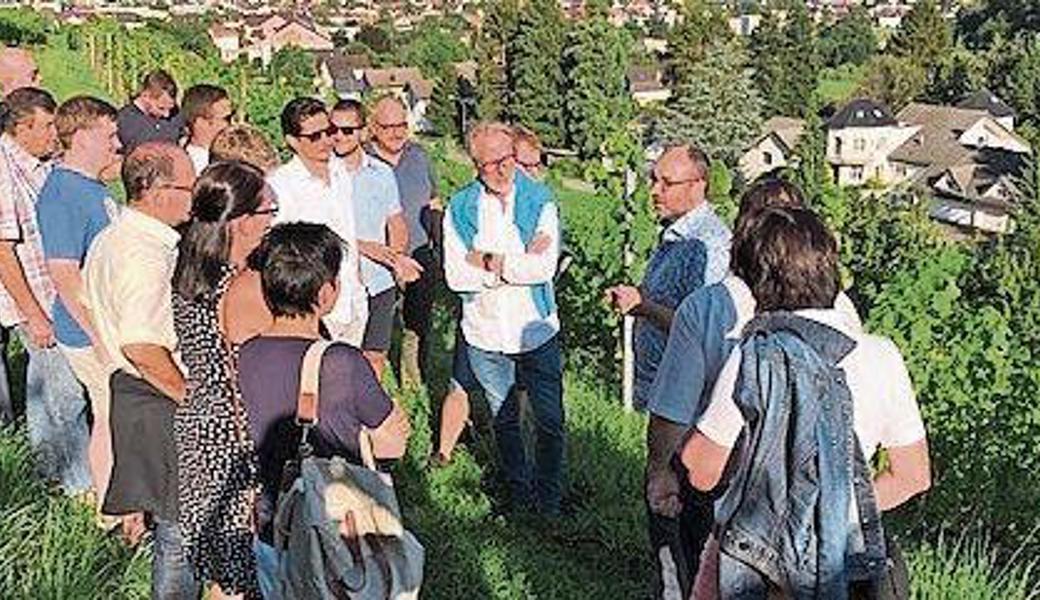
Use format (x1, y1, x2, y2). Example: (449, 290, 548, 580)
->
(730, 178, 807, 272)
(281, 97, 327, 137)
(331, 98, 364, 123)
(182, 83, 228, 130)
(121, 141, 181, 202)
(55, 95, 117, 149)
(733, 207, 839, 313)
(139, 69, 178, 100)
(1, 86, 55, 135)
(251, 222, 343, 318)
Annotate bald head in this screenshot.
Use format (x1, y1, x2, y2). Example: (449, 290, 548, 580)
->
(0, 48, 39, 96)
(370, 95, 410, 157)
(122, 142, 195, 225)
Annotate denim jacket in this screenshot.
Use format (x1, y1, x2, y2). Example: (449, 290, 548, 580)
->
(716, 312, 886, 599)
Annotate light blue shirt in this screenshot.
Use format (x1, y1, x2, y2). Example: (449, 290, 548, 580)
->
(350, 153, 401, 296)
(669, 202, 731, 287)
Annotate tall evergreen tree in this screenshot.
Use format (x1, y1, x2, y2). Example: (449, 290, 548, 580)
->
(787, 107, 848, 232)
(509, 0, 568, 146)
(563, 0, 633, 158)
(667, 0, 732, 87)
(749, 1, 818, 118)
(818, 6, 878, 68)
(474, 0, 519, 121)
(888, 0, 952, 68)
(654, 38, 763, 167)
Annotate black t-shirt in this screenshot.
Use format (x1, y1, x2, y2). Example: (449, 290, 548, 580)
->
(116, 102, 185, 152)
(238, 337, 393, 538)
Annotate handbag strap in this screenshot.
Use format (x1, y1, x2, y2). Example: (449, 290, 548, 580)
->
(296, 339, 378, 472)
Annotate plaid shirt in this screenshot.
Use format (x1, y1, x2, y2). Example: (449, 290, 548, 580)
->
(0, 135, 55, 327)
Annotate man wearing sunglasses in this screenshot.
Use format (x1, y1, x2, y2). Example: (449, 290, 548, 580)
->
(329, 98, 422, 378)
(181, 84, 234, 175)
(368, 95, 440, 389)
(604, 144, 730, 598)
(443, 121, 566, 517)
(267, 97, 367, 346)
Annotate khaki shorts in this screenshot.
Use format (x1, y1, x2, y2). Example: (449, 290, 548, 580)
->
(59, 344, 115, 422)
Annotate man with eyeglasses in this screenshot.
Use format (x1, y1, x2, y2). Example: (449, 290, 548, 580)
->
(444, 121, 566, 517)
(116, 70, 185, 154)
(513, 125, 545, 180)
(181, 84, 234, 174)
(604, 143, 730, 599)
(267, 97, 366, 345)
(368, 95, 440, 389)
(84, 142, 201, 596)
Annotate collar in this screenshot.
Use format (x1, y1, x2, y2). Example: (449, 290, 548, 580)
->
(368, 140, 413, 167)
(284, 155, 334, 186)
(662, 202, 713, 242)
(123, 207, 180, 249)
(341, 151, 376, 174)
(744, 309, 857, 365)
(478, 180, 516, 211)
(0, 134, 45, 174)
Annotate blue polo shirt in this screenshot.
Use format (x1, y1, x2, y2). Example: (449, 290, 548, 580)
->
(372, 142, 437, 253)
(36, 166, 116, 348)
(350, 153, 401, 297)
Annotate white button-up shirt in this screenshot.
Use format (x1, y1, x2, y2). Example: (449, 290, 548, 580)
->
(267, 156, 366, 334)
(444, 184, 560, 354)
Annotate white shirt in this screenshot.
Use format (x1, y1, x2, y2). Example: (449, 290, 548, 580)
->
(699, 307, 926, 527)
(83, 208, 181, 377)
(443, 184, 560, 354)
(186, 144, 209, 176)
(267, 156, 366, 333)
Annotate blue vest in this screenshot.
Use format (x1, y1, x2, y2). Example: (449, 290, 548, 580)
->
(448, 172, 557, 318)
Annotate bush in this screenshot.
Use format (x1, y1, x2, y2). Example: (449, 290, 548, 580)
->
(906, 533, 1040, 599)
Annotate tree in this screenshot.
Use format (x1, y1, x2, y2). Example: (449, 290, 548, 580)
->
(654, 38, 763, 167)
(397, 19, 471, 80)
(995, 34, 1040, 129)
(857, 55, 927, 112)
(509, 0, 568, 147)
(749, 1, 818, 118)
(269, 47, 316, 95)
(0, 8, 48, 45)
(786, 107, 848, 233)
(925, 45, 987, 105)
(474, 0, 520, 121)
(888, 0, 952, 69)
(818, 6, 877, 68)
(356, 19, 395, 57)
(563, 1, 633, 158)
(667, 0, 732, 87)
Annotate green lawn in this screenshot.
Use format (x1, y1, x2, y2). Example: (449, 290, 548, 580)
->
(818, 63, 868, 105)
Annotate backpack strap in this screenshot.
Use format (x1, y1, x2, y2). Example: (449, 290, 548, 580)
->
(296, 340, 335, 457)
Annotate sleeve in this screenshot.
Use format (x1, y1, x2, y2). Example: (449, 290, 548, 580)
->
(443, 206, 497, 292)
(501, 201, 559, 285)
(877, 339, 927, 448)
(113, 254, 176, 350)
(696, 347, 745, 449)
(37, 193, 83, 260)
(383, 170, 403, 218)
(322, 347, 393, 448)
(0, 161, 22, 241)
(647, 294, 709, 426)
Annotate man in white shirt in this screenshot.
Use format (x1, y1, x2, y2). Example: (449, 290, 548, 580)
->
(267, 97, 366, 345)
(443, 121, 565, 516)
(181, 84, 233, 174)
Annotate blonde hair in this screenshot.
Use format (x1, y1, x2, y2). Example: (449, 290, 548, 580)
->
(512, 124, 541, 153)
(55, 96, 117, 149)
(210, 125, 279, 173)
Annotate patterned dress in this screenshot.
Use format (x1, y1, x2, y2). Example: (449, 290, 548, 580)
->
(173, 265, 260, 595)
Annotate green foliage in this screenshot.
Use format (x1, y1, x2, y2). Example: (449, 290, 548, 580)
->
(925, 45, 988, 105)
(563, 10, 633, 158)
(0, 8, 48, 45)
(356, 20, 396, 57)
(509, 0, 568, 147)
(474, 0, 520, 121)
(397, 19, 471, 80)
(907, 533, 1040, 600)
(786, 108, 849, 234)
(857, 55, 927, 112)
(995, 34, 1040, 129)
(817, 63, 869, 106)
(818, 7, 878, 68)
(269, 47, 317, 94)
(888, 0, 953, 70)
(749, 1, 819, 118)
(654, 38, 763, 167)
(667, 0, 732, 88)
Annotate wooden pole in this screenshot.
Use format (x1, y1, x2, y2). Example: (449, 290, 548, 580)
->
(621, 166, 637, 411)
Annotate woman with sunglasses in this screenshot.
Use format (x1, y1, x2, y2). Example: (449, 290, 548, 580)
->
(170, 161, 278, 598)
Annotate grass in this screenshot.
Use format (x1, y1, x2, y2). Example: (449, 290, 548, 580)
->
(34, 32, 111, 102)
(818, 62, 868, 106)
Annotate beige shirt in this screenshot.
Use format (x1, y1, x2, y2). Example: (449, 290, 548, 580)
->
(83, 207, 180, 377)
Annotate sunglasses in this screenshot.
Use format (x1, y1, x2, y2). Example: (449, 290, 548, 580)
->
(330, 124, 364, 136)
(296, 126, 338, 143)
(249, 205, 279, 216)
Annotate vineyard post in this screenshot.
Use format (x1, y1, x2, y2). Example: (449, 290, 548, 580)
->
(621, 166, 637, 412)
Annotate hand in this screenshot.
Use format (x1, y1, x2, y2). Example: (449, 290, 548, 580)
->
(429, 197, 444, 211)
(605, 285, 642, 315)
(392, 254, 424, 286)
(24, 312, 55, 349)
(646, 467, 683, 519)
(527, 232, 551, 255)
(359, 241, 397, 268)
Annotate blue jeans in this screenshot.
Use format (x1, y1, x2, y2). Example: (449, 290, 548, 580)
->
(19, 330, 91, 494)
(152, 517, 201, 600)
(255, 539, 281, 600)
(468, 335, 565, 513)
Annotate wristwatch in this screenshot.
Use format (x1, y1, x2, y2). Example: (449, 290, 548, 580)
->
(481, 252, 494, 271)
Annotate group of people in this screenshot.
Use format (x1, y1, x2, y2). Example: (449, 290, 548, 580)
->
(0, 42, 934, 600)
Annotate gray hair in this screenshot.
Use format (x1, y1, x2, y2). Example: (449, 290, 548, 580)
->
(465, 121, 514, 157)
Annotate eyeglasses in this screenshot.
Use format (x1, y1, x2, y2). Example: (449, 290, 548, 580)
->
(249, 205, 279, 216)
(374, 121, 408, 132)
(330, 124, 364, 136)
(516, 155, 543, 171)
(477, 153, 515, 171)
(650, 173, 704, 188)
(158, 183, 194, 194)
(296, 126, 338, 143)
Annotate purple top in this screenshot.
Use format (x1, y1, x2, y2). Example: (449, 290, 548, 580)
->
(237, 336, 392, 539)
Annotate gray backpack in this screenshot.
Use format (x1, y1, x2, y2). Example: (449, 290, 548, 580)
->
(273, 341, 424, 599)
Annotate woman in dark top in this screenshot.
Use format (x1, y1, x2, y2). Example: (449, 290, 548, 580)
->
(238, 223, 410, 599)
(171, 161, 277, 597)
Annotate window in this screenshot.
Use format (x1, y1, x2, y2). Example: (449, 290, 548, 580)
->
(835, 137, 844, 157)
(763, 150, 773, 166)
(850, 166, 864, 182)
(854, 138, 867, 152)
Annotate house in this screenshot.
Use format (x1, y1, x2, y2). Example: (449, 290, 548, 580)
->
(957, 88, 1016, 131)
(627, 65, 671, 106)
(890, 101, 1030, 233)
(209, 23, 240, 63)
(315, 50, 371, 99)
(209, 13, 334, 66)
(826, 98, 919, 186)
(362, 67, 435, 131)
(740, 116, 805, 182)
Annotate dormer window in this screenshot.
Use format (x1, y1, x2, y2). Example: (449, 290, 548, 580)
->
(763, 151, 774, 166)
